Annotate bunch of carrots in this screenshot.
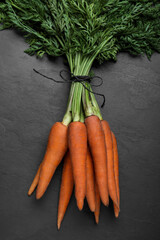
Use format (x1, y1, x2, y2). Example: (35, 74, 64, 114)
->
(1, 0, 160, 232)
(28, 81, 120, 229)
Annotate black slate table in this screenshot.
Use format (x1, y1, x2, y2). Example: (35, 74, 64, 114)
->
(0, 30, 160, 240)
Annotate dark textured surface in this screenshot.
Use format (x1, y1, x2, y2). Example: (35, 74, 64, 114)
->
(0, 30, 160, 240)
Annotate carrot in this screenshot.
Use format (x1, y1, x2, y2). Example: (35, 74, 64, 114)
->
(101, 120, 118, 208)
(28, 164, 41, 196)
(111, 132, 120, 217)
(68, 121, 87, 210)
(86, 148, 95, 212)
(57, 151, 74, 230)
(85, 115, 109, 206)
(36, 122, 68, 199)
(94, 181, 101, 224)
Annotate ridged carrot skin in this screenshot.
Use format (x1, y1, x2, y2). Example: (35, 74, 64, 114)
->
(101, 120, 118, 208)
(28, 164, 41, 196)
(86, 148, 96, 212)
(68, 122, 87, 211)
(94, 181, 101, 224)
(36, 122, 68, 199)
(111, 132, 120, 217)
(57, 151, 74, 230)
(85, 116, 109, 206)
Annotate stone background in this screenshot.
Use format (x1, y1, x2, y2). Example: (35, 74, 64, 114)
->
(0, 30, 160, 240)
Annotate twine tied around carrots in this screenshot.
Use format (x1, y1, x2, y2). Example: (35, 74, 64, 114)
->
(33, 68, 105, 107)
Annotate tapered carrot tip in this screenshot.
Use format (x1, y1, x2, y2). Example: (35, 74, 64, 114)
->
(57, 218, 62, 230)
(114, 209, 120, 218)
(28, 189, 33, 196)
(115, 212, 119, 218)
(90, 205, 96, 212)
(77, 198, 84, 211)
(103, 198, 109, 207)
(94, 214, 99, 224)
(36, 190, 43, 200)
(114, 206, 120, 218)
(28, 184, 37, 196)
(36, 181, 48, 199)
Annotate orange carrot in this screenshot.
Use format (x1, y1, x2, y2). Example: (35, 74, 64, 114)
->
(94, 181, 101, 224)
(57, 151, 74, 230)
(28, 164, 41, 196)
(36, 122, 68, 199)
(86, 148, 95, 212)
(68, 122, 87, 210)
(111, 132, 120, 217)
(85, 115, 109, 206)
(101, 120, 118, 208)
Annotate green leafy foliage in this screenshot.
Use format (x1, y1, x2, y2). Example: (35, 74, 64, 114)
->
(0, 0, 160, 62)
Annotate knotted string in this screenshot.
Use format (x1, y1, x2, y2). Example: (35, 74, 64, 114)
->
(33, 68, 105, 107)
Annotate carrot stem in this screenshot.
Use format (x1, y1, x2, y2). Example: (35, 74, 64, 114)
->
(72, 82, 83, 122)
(68, 53, 95, 122)
(82, 82, 103, 120)
(67, 53, 103, 122)
(82, 82, 93, 117)
(80, 104, 85, 123)
(62, 83, 75, 126)
(89, 84, 103, 120)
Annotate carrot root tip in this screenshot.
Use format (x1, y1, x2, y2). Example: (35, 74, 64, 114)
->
(57, 221, 61, 230)
(114, 211, 120, 218)
(28, 188, 33, 196)
(102, 198, 109, 207)
(36, 191, 42, 200)
(94, 215, 99, 224)
(90, 206, 96, 212)
(77, 199, 84, 211)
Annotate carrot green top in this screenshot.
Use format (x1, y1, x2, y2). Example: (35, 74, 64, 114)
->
(0, 0, 160, 69)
